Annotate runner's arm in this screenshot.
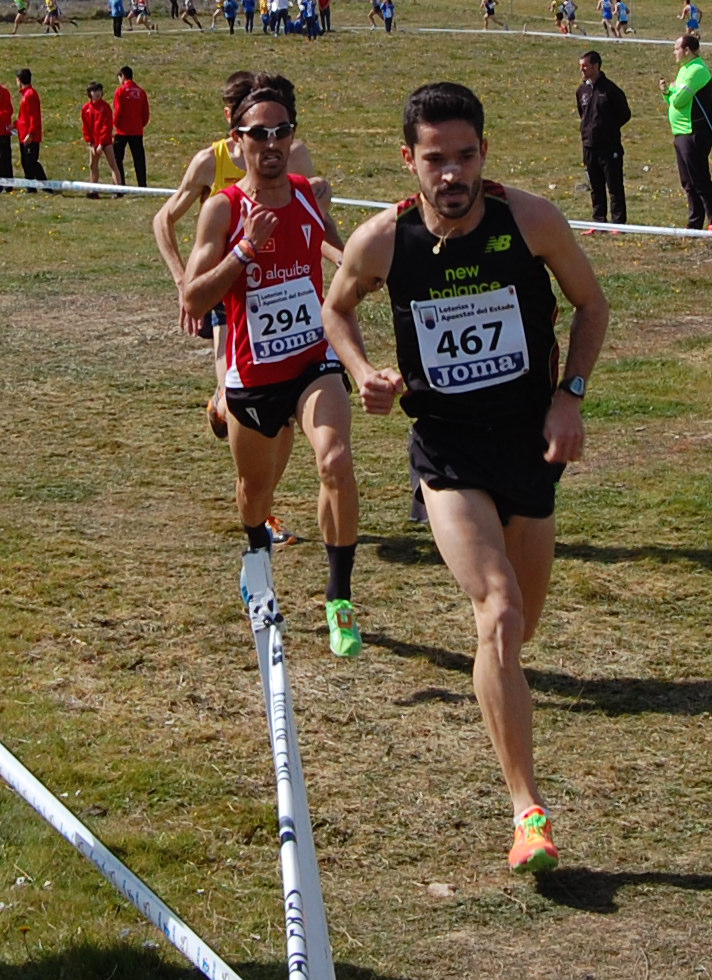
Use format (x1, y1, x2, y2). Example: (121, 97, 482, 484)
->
(153, 149, 213, 335)
(288, 140, 344, 263)
(184, 196, 279, 318)
(307, 175, 345, 265)
(322, 209, 403, 415)
(510, 188, 609, 463)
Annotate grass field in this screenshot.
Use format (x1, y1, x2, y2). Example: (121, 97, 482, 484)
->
(1, 2, 712, 979)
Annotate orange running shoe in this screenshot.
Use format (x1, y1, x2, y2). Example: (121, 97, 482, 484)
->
(265, 515, 298, 546)
(508, 806, 559, 874)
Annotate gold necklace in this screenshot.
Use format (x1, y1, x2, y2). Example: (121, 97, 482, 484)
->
(432, 226, 454, 255)
(248, 180, 290, 198)
(424, 200, 460, 254)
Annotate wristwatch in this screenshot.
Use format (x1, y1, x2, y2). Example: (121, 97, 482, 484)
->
(558, 375, 586, 398)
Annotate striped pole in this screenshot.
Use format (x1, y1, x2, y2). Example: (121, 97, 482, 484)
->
(242, 549, 335, 980)
(0, 741, 243, 980)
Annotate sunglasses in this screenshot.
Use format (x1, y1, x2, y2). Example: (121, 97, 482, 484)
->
(236, 123, 295, 142)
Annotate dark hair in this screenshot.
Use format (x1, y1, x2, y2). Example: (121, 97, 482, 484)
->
(16, 68, 32, 86)
(581, 50, 602, 66)
(223, 70, 256, 109)
(118, 65, 133, 80)
(679, 33, 700, 53)
(86, 81, 103, 97)
(403, 82, 484, 148)
(229, 73, 297, 131)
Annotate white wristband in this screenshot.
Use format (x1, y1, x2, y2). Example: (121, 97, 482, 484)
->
(232, 244, 250, 265)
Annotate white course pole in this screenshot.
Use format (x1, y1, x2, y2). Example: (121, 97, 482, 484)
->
(0, 741, 243, 980)
(242, 550, 336, 980)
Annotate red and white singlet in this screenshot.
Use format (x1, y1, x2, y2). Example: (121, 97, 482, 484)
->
(222, 174, 327, 389)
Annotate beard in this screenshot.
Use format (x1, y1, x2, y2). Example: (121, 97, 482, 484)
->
(422, 177, 481, 220)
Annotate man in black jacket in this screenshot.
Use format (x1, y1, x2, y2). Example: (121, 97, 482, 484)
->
(577, 51, 631, 233)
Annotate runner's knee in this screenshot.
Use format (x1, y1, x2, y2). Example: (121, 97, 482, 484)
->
(315, 440, 354, 489)
(474, 595, 525, 665)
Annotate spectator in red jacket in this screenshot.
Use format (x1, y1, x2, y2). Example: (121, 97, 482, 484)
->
(0, 82, 13, 191)
(15, 68, 48, 192)
(81, 81, 122, 198)
(113, 65, 150, 187)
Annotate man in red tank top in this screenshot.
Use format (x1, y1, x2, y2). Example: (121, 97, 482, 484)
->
(183, 73, 361, 659)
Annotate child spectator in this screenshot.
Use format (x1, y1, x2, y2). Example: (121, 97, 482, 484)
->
(81, 81, 122, 197)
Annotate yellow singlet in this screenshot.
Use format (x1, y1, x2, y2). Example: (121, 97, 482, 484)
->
(210, 138, 245, 196)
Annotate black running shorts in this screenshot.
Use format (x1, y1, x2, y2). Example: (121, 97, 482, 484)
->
(410, 414, 565, 526)
(226, 360, 348, 438)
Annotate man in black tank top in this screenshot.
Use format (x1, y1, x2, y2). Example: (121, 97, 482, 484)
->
(323, 82, 608, 875)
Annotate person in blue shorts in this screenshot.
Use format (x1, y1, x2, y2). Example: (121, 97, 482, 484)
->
(597, 0, 613, 36)
(680, 1, 702, 37)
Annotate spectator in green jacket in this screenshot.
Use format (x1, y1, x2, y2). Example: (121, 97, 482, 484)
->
(659, 34, 712, 228)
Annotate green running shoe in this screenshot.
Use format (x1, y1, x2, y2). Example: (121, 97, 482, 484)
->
(326, 599, 362, 658)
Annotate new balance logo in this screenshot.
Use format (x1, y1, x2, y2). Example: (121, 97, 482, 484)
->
(484, 235, 512, 253)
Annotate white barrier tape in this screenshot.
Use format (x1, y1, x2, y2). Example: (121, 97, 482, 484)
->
(0, 740, 243, 980)
(0, 176, 389, 206)
(417, 26, 703, 46)
(0, 177, 175, 197)
(2, 176, 711, 237)
(568, 219, 712, 238)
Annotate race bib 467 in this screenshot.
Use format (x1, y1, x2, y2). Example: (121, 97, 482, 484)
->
(410, 284, 529, 393)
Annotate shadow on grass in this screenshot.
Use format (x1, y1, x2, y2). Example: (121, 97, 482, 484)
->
(360, 533, 712, 573)
(557, 541, 712, 571)
(365, 635, 711, 715)
(525, 668, 712, 716)
(363, 631, 472, 674)
(535, 866, 712, 914)
(359, 533, 442, 566)
(0, 944, 413, 980)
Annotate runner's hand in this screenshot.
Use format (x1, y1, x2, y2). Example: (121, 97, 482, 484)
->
(241, 198, 279, 250)
(359, 369, 404, 415)
(543, 390, 585, 462)
(178, 282, 203, 336)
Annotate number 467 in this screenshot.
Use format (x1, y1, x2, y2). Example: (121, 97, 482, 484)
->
(436, 320, 502, 358)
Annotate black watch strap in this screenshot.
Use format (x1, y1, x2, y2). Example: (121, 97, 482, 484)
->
(558, 375, 586, 398)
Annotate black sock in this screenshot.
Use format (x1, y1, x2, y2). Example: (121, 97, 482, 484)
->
(325, 543, 356, 602)
(244, 522, 271, 552)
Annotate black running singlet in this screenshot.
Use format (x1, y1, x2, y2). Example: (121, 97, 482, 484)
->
(386, 180, 559, 423)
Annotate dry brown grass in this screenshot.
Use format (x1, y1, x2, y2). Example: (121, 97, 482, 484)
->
(1, 274, 711, 980)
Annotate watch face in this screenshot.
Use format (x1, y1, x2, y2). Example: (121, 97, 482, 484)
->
(563, 376, 586, 397)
